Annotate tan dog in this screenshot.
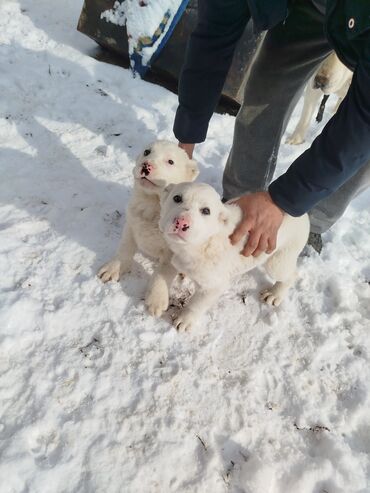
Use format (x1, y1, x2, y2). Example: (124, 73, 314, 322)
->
(98, 141, 198, 315)
(287, 52, 352, 145)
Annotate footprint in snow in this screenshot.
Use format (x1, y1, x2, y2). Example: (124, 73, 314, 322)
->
(27, 428, 63, 469)
(79, 337, 112, 371)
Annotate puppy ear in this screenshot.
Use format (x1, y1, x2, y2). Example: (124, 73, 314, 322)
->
(218, 209, 229, 225)
(187, 159, 199, 181)
(218, 203, 241, 230)
(160, 184, 175, 206)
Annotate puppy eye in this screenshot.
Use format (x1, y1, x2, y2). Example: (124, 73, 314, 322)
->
(168, 159, 174, 165)
(201, 207, 210, 215)
(173, 195, 182, 203)
(143, 149, 151, 156)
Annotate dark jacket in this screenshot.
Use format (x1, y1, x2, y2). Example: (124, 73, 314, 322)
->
(173, 0, 370, 216)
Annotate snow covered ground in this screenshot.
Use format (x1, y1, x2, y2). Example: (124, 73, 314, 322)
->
(1, 1, 370, 492)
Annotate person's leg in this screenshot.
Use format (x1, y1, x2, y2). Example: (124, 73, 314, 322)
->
(223, 0, 332, 199)
(309, 161, 370, 234)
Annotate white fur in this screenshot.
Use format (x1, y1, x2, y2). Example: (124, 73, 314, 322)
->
(98, 141, 198, 316)
(158, 182, 310, 331)
(287, 53, 352, 145)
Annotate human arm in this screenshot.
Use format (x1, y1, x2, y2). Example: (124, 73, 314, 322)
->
(174, 0, 250, 144)
(179, 142, 195, 159)
(232, 60, 370, 257)
(269, 60, 370, 216)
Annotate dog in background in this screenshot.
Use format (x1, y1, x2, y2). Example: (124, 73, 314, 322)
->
(287, 52, 352, 145)
(98, 140, 198, 315)
(157, 182, 309, 331)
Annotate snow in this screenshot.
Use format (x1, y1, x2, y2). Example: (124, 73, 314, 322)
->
(1, 1, 370, 492)
(101, 1, 127, 27)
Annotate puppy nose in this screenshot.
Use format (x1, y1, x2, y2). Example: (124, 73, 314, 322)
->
(173, 215, 191, 232)
(314, 75, 328, 90)
(141, 162, 153, 176)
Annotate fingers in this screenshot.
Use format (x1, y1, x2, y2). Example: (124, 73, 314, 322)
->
(241, 231, 260, 256)
(266, 236, 277, 254)
(242, 233, 270, 257)
(230, 219, 253, 245)
(229, 191, 282, 256)
(252, 235, 269, 257)
(178, 142, 195, 159)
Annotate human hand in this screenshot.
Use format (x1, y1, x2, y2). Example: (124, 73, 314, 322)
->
(178, 142, 195, 159)
(229, 191, 284, 257)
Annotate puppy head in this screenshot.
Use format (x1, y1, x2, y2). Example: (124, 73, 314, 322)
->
(159, 182, 240, 247)
(133, 140, 198, 195)
(313, 53, 352, 93)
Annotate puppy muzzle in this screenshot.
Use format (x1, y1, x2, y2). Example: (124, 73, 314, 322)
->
(171, 214, 191, 239)
(141, 162, 154, 176)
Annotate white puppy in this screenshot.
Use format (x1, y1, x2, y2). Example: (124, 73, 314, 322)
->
(287, 52, 352, 145)
(98, 141, 198, 315)
(158, 182, 309, 330)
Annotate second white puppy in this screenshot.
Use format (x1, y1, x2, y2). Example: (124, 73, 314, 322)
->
(159, 182, 309, 330)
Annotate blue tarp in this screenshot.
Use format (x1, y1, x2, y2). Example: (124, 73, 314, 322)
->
(101, 0, 190, 76)
(130, 0, 190, 76)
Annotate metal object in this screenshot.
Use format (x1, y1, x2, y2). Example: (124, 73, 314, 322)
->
(77, 0, 261, 106)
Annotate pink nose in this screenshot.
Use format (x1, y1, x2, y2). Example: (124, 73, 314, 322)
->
(141, 162, 153, 176)
(173, 215, 191, 233)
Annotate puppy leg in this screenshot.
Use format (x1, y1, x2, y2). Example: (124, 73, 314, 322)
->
(334, 79, 351, 113)
(98, 224, 136, 282)
(260, 250, 298, 306)
(333, 97, 343, 113)
(145, 257, 177, 317)
(260, 278, 296, 306)
(286, 81, 321, 145)
(174, 288, 222, 331)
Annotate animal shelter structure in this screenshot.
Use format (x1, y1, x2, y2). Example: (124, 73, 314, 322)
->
(77, 0, 261, 106)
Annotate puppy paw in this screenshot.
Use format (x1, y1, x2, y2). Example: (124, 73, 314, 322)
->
(173, 309, 198, 331)
(98, 259, 129, 283)
(286, 133, 305, 145)
(145, 285, 169, 317)
(260, 287, 283, 307)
